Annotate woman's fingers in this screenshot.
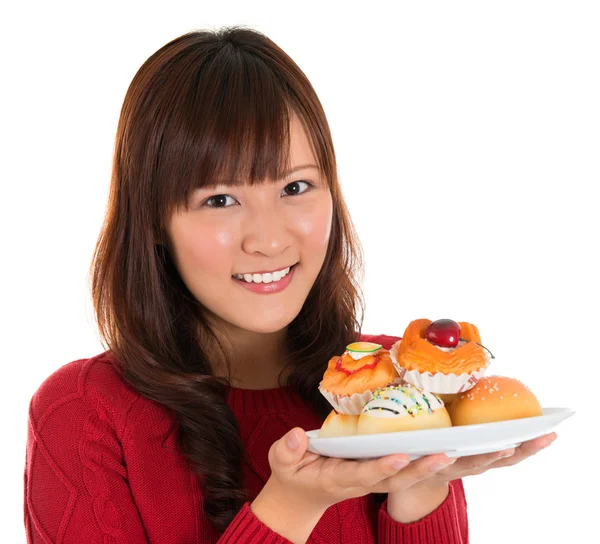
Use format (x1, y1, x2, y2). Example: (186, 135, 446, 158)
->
(310, 454, 412, 493)
(376, 444, 526, 490)
(487, 432, 557, 469)
(447, 448, 515, 475)
(517, 432, 557, 456)
(371, 454, 457, 493)
(445, 432, 558, 475)
(308, 431, 558, 496)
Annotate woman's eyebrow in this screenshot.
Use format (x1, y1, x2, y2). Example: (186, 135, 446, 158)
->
(283, 164, 319, 176)
(200, 164, 321, 190)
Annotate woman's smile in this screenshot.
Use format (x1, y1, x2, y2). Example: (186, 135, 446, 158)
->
(232, 262, 296, 283)
(232, 263, 299, 294)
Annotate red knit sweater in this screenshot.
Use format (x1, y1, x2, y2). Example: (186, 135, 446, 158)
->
(24, 334, 468, 543)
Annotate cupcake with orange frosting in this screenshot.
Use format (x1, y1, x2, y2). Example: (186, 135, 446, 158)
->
(390, 318, 492, 396)
(319, 342, 402, 415)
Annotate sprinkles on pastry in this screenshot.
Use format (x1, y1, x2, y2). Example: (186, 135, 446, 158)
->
(362, 384, 443, 418)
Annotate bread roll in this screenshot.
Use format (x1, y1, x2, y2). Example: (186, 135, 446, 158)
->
(357, 384, 452, 435)
(436, 392, 459, 405)
(318, 410, 359, 437)
(448, 376, 543, 426)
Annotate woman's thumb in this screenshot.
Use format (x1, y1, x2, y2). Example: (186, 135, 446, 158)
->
(286, 428, 303, 450)
(274, 427, 307, 467)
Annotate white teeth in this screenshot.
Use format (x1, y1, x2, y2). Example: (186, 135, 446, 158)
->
(234, 266, 293, 284)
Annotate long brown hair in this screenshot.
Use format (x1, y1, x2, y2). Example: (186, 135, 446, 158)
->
(89, 26, 365, 533)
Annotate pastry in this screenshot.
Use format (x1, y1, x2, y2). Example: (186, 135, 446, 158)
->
(319, 341, 401, 415)
(390, 318, 492, 398)
(356, 384, 452, 435)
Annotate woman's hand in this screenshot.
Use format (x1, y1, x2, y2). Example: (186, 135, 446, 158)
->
(252, 427, 422, 543)
(257, 427, 417, 513)
(384, 432, 557, 523)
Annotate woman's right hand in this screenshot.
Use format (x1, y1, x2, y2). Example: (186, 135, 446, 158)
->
(250, 427, 456, 543)
(267, 427, 415, 509)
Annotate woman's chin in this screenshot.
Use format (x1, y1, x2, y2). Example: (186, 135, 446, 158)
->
(239, 319, 293, 335)
(234, 308, 302, 334)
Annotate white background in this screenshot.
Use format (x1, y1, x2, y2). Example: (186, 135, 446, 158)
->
(2, 1, 598, 542)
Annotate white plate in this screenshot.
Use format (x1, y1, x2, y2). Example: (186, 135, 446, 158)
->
(306, 407, 575, 460)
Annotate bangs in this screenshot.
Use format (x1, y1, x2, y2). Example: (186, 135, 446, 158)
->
(151, 45, 308, 220)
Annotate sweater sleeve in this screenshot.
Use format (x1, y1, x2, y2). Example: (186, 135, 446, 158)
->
(23, 373, 295, 544)
(216, 502, 294, 543)
(24, 390, 150, 542)
(376, 480, 468, 544)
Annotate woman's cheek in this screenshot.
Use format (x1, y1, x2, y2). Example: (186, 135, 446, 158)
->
(298, 196, 333, 248)
(214, 228, 236, 249)
(178, 221, 236, 276)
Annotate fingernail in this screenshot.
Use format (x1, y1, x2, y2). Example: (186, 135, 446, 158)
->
(498, 449, 515, 458)
(287, 430, 300, 450)
(392, 458, 409, 470)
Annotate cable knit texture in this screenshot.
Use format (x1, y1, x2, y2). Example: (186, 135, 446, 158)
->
(24, 334, 468, 543)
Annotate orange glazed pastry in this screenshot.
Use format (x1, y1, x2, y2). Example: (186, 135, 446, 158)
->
(319, 342, 401, 415)
(390, 319, 492, 395)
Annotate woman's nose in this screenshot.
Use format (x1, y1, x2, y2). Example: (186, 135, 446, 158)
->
(241, 209, 292, 257)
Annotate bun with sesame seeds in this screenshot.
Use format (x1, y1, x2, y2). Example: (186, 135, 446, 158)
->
(447, 376, 543, 426)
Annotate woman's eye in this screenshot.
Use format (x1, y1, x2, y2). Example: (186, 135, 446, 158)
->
(282, 180, 311, 197)
(200, 182, 310, 208)
(204, 194, 238, 208)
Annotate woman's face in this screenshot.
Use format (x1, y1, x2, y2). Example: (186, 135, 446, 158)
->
(166, 114, 333, 334)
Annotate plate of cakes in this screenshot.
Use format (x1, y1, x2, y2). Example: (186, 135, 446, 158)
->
(307, 318, 575, 460)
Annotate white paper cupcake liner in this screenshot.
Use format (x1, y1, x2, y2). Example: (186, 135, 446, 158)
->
(319, 377, 404, 415)
(389, 339, 490, 394)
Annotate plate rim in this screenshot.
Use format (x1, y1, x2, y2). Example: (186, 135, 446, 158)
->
(306, 406, 575, 441)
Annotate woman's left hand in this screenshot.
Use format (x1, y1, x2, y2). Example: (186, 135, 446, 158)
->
(384, 432, 557, 523)
(430, 431, 557, 478)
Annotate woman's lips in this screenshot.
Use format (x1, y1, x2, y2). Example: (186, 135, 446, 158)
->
(232, 264, 297, 294)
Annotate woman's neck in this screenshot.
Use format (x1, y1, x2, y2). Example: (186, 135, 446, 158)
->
(201, 320, 291, 389)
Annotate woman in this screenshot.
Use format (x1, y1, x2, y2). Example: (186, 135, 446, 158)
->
(23, 26, 555, 544)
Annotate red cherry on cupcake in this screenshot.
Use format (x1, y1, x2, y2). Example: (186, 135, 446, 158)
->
(425, 319, 461, 348)
(425, 318, 496, 359)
